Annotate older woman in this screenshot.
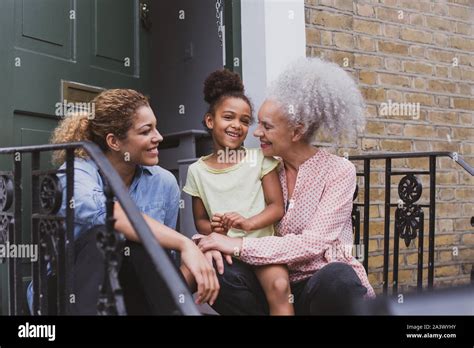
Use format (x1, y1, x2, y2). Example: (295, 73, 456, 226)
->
(197, 58, 375, 315)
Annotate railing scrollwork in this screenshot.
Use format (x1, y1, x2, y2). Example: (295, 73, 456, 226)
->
(349, 151, 473, 296)
(0, 175, 13, 212)
(396, 175, 424, 248)
(39, 175, 62, 215)
(97, 180, 126, 315)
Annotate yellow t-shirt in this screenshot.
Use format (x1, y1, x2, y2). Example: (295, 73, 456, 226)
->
(183, 148, 279, 238)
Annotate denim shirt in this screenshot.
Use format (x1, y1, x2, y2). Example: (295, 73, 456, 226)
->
(27, 157, 180, 313)
(57, 158, 180, 239)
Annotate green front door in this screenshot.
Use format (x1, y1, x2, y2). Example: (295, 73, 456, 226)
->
(0, 0, 151, 314)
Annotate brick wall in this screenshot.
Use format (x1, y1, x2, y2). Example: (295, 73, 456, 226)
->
(305, 0, 473, 294)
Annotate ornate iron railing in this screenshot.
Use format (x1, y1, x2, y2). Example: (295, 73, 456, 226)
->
(0, 143, 472, 314)
(0, 141, 199, 315)
(349, 151, 473, 296)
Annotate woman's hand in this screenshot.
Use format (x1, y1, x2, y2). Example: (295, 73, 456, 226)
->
(204, 250, 233, 275)
(198, 233, 243, 256)
(221, 212, 253, 232)
(180, 239, 220, 305)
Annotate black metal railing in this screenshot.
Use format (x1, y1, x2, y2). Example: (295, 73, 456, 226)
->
(0, 141, 199, 315)
(349, 151, 473, 296)
(0, 144, 472, 315)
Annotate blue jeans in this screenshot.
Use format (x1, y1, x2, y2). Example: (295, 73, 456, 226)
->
(212, 259, 368, 315)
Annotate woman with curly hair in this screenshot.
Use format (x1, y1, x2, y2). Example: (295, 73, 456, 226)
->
(28, 89, 219, 315)
(197, 58, 375, 315)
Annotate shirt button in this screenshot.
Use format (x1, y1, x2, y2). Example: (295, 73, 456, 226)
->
(288, 199, 295, 209)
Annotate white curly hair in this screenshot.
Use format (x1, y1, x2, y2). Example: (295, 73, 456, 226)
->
(267, 57, 366, 143)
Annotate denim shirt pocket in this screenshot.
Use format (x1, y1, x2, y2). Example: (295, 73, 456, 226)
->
(139, 200, 167, 224)
(92, 188, 106, 210)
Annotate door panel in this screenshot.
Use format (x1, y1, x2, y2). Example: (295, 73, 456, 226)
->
(13, 0, 149, 122)
(18, 0, 73, 59)
(94, 0, 138, 75)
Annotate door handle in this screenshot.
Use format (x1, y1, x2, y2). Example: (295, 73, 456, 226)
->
(140, 2, 151, 31)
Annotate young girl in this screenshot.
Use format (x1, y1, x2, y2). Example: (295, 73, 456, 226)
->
(182, 69, 293, 315)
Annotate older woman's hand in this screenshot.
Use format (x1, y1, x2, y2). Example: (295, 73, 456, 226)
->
(198, 233, 243, 257)
(204, 250, 233, 274)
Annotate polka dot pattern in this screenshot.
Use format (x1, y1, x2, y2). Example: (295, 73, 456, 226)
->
(240, 149, 375, 298)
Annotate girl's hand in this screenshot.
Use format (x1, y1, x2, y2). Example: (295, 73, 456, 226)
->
(198, 233, 243, 257)
(180, 240, 220, 305)
(221, 212, 253, 232)
(210, 213, 229, 235)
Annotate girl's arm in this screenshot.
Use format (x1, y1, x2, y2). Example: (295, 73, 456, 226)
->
(192, 197, 228, 235)
(221, 169, 285, 232)
(192, 196, 213, 235)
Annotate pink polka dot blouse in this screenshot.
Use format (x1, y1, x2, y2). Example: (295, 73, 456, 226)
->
(240, 149, 376, 298)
